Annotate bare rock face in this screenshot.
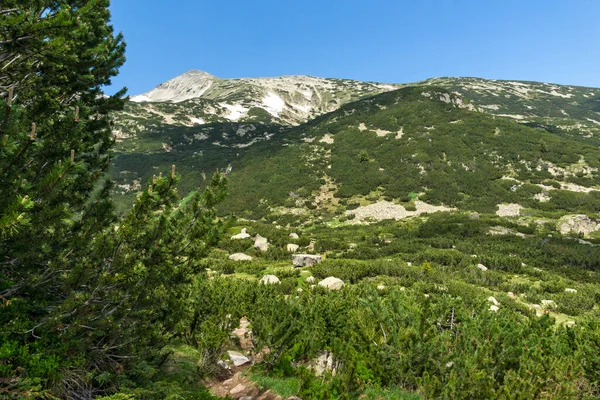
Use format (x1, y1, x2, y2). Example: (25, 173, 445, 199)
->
(318, 276, 344, 290)
(558, 215, 600, 238)
(287, 244, 300, 253)
(254, 234, 269, 252)
(292, 254, 322, 267)
(259, 275, 280, 285)
(231, 228, 251, 240)
(229, 253, 253, 261)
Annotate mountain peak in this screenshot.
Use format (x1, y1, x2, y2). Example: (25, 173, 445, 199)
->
(130, 69, 218, 103)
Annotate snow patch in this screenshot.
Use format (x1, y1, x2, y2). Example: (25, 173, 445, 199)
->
(262, 92, 286, 117)
(221, 104, 248, 121)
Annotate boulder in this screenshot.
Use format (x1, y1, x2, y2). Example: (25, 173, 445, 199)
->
(312, 351, 336, 377)
(287, 244, 300, 253)
(507, 292, 516, 299)
(289, 232, 300, 239)
(477, 263, 488, 272)
(565, 288, 577, 293)
(292, 254, 322, 267)
(377, 284, 386, 290)
(229, 383, 246, 395)
(229, 253, 253, 262)
(489, 305, 499, 312)
(305, 276, 315, 283)
(227, 351, 250, 367)
(259, 275, 280, 285)
(254, 234, 269, 252)
(318, 276, 344, 290)
(488, 296, 500, 306)
(231, 228, 251, 240)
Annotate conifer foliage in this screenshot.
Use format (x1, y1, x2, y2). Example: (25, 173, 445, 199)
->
(0, 2, 227, 398)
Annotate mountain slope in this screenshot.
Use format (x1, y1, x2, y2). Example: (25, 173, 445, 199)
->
(423, 77, 600, 145)
(217, 86, 600, 219)
(118, 70, 398, 128)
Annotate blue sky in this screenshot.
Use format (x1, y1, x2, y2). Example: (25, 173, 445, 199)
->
(107, 0, 600, 95)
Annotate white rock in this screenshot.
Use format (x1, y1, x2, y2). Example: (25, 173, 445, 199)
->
(477, 264, 488, 272)
(227, 351, 250, 367)
(531, 304, 542, 309)
(490, 305, 499, 312)
(297, 288, 303, 294)
(377, 285, 386, 290)
(287, 243, 300, 253)
(488, 296, 500, 306)
(306, 276, 315, 283)
(292, 254, 322, 267)
(254, 234, 269, 252)
(566, 321, 576, 327)
(312, 351, 336, 377)
(289, 232, 299, 239)
(259, 275, 280, 284)
(231, 228, 251, 240)
(228, 253, 253, 261)
(318, 276, 344, 290)
(565, 288, 577, 293)
(507, 292, 516, 299)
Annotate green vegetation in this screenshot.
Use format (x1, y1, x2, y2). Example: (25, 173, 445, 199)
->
(4, 2, 600, 399)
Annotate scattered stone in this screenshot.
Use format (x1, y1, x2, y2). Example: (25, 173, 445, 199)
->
(292, 254, 322, 267)
(407, 262, 412, 266)
(377, 284, 386, 290)
(289, 232, 299, 239)
(345, 200, 455, 223)
(318, 276, 344, 290)
(507, 292, 516, 299)
(228, 351, 251, 367)
(230, 383, 246, 395)
(496, 203, 522, 217)
(297, 288, 303, 294)
(229, 253, 253, 261)
(488, 296, 500, 306)
(217, 360, 230, 371)
(446, 361, 454, 368)
(565, 288, 578, 293)
(490, 305, 499, 312)
(531, 304, 542, 309)
(566, 321, 576, 327)
(231, 228, 251, 240)
(477, 264, 488, 272)
(558, 214, 600, 237)
(305, 276, 315, 283)
(259, 275, 280, 285)
(287, 244, 299, 253)
(254, 234, 269, 252)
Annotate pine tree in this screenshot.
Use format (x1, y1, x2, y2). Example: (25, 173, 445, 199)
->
(0, 2, 228, 397)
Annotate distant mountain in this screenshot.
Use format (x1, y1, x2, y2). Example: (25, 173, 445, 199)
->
(117, 70, 398, 129)
(110, 72, 600, 224)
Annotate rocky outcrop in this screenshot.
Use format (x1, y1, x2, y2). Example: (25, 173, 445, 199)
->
(259, 275, 280, 285)
(254, 234, 269, 252)
(287, 244, 299, 253)
(292, 254, 322, 267)
(558, 215, 600, 238)
(318, 276, 344, 290)
(231, 228, 251, 240)
(229, 253, 253, 261)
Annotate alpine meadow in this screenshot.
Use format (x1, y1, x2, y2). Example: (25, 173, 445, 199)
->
(4, 2, 600, 400)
